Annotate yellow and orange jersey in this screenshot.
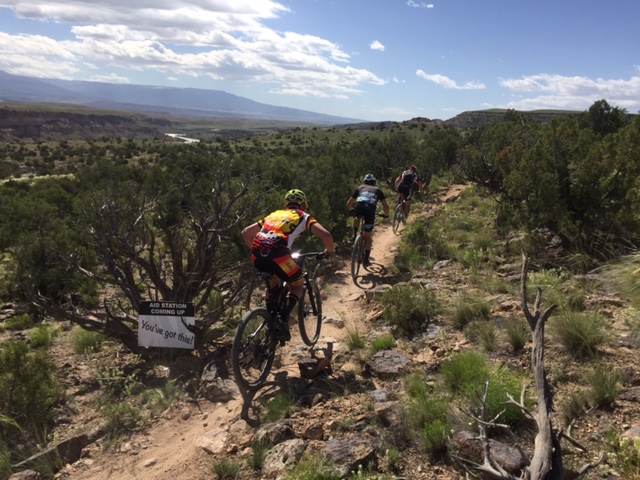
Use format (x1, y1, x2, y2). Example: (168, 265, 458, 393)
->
(251, 208, 317, 251)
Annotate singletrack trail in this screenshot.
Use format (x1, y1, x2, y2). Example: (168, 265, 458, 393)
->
(62, 185, 467, 480)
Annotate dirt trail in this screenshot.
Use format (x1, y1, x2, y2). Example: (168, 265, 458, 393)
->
(61, 185, 466, 480)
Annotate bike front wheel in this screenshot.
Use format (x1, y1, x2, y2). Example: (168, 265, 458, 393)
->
(351, 234, 364, 280)
(392, 203, 406, 234)
(298, 280, 323, 346)
(231, 308, 277, 391)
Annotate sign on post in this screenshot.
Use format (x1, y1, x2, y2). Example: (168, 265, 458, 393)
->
(138, 301, 195, 349)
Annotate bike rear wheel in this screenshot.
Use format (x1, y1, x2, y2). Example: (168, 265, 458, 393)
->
(231, 308, 277, 391)
(351, 234, 364, 280)
(298, 279, 323, 346)
(392, 203, 406, 234)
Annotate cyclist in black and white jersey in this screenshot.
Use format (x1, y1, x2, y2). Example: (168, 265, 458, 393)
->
(346, 174, 389, 266)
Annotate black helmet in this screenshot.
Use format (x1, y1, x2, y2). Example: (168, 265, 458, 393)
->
(363, 173, 376, 185)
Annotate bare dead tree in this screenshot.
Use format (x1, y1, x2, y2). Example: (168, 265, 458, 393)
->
(520, 253, 563, 480)
(458, 253, 562, 480)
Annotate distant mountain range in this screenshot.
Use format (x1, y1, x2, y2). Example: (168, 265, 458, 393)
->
(0, 70, 363, 125)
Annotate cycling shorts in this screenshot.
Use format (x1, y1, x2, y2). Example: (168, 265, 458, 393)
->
(354, 202, 377, 233)
(251, 249, 304, 288)
(397, 183, 413, 201)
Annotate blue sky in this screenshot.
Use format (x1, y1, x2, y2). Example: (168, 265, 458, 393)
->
(0, 0, 639, 122)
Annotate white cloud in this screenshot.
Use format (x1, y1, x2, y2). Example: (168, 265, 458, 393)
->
(370, 40, 385, 52)
(499, 73, 640, 112)
(416, 70, 485, 90)
(0, 0, 385, 101)
(407, 1, 434, 8)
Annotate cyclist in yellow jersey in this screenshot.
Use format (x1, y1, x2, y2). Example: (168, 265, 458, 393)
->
(241, 189, 334, 340)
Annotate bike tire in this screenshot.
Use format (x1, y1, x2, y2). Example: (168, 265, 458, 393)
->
(351, 234, 364, 280)
(298, 280, 323, 346)
(392, 203, 405, 234)
(231, 308, 276, 391)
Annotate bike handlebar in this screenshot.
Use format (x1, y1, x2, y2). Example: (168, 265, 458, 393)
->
(291, 251, 329, 261)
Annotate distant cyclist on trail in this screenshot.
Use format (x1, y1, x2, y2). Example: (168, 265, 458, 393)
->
(346, 173, 390, 266)
(241, 189, 335, 341)
(394, 165, 425, 217)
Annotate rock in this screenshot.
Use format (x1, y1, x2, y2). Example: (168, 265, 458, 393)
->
(367, 389, 389, 403)
(321, 434, 377, 478)
(195, 428, 229, 455)
(622, 424, 640, 443)
(199, 377, 238, 403)
(261, 439, 306, 476)
(300, 423, 324, 441)
(253, 419, 295, 447)
(619, 386, 640, 402)
(8, 470, 42, 480)
(365, 350, 413, 379)
(453, 431, 528, 475)
(374, 401, 401, 427)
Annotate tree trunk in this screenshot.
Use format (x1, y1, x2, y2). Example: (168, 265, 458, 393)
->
(521, 254, 563, 480)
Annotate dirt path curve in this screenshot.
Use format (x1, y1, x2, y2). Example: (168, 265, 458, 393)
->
(62, 185, 467, 480)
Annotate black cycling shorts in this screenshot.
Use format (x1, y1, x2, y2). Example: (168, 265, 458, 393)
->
(354, 202, 377, 232)
(397, 183, 413, 201)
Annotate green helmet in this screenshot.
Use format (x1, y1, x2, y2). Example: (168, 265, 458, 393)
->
(284, 189, 308, 209)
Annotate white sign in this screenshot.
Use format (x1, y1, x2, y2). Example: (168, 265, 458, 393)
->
(138, 301, 195, 349)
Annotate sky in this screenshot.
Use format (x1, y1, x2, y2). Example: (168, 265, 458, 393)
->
(0, 1, 639, 122)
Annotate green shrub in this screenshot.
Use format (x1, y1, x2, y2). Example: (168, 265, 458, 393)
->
(404, 373, 451, 456)
(440, 351, 529, 428)
(344, 325, 366, 350)
(0, 440, 11, 480)
(551, 311, 609, 358)
(605, 432, 640, 479)
(504, 317, 530, 352)
(103, 402, 145, 439)
(587, 363, 621, 409)
(371, 333, 396, 353)
(465, 321, 498, 352)
(211, 458, 241, 480)
(247, 440, 269, 470)
(596, 253, 640, 309)
(141, 379, 184, 416)
(559, 391, 589, 426)
(71, 326, 106, 354)
(2, 314, 32, 331)
(527, 268, 569, 307)
(29, 324, 59, 348)
(451, 294, 491, 330)
(0, 340, 63, 433)
(386, 448, 401, 470)
(283, 456, 341, 480)
(262, 392, 297, 423)
(381, 285, 441, 338)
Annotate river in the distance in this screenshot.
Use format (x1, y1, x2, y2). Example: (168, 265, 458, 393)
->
(165, 133, 200, 143)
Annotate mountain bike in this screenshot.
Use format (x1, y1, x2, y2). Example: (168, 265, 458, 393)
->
(392, 198, 408, 234)
(231, 251, 326, 391)
(351, 213, 387, 281)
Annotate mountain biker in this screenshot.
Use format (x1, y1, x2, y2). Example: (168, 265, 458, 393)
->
(346, 173, 390, 267)
(394, 165, 425, 216)
(241, 189, 335, 341)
